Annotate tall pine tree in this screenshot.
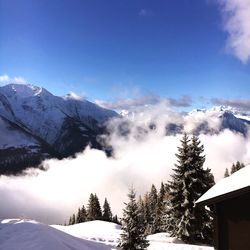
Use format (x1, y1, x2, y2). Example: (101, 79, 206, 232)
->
(119, 187, 149, 250)
(167, 134, 214, 244)
(87, 193, 102, 221)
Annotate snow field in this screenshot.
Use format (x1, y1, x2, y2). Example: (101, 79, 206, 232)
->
(0, 219, 214, 250)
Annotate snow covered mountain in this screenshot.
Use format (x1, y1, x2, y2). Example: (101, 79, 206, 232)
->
(120, 105, 250, 136)
(1, 83, 250, 175)
(0, 84, 117, 174)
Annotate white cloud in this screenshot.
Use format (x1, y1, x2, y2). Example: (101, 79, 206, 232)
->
(219, 0, 250, 63)
(0, 75, 10, 83)
(212, 98, 250, 110)
(95, 95, 192, 111)
(13, 76, 27, 84)
(64, 91, 84, 101)
(0, 74, 27, 85)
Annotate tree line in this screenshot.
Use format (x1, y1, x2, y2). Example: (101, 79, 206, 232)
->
(68, 193, 120, 225)
(119, 134, 215, 249)
(66, 134, 246, 250)
(224, 161, 245, 177)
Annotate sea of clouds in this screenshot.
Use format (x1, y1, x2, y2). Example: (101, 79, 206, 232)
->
(0, 103, 250, 224)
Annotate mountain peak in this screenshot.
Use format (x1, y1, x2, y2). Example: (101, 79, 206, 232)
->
(0, 83, 48, 98)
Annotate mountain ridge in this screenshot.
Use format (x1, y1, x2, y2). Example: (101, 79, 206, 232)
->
(1, 83, 250, 175)
(0, 83, 118, 174)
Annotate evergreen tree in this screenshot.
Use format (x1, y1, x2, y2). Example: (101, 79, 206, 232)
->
(167, 134, 214, 244)
(153, 182, 166, 233)
(119, 187, 149, 250)
(80, 205, 87, 223)
(68, 216, 72, 225)
(112, 215, 120, 225)
(142, 192, 151, 235)
(102, 198, 113, 222)
(87, 193, 102, 221)
(189, 135, 214, 244)
(158, 182, 166, 204)
(147, 184, 158, 234)
(235, 161, 245, 172)
(71, 213, 76, 225)
(137, 195, 147, 233)
(230, 163, 236, 174)
(167, 133, 191, 240)
(224, 168, 230, 178)
(87, 193, 95, 221)
(93, 194, 102, 220)
(76, 208, 81, 223)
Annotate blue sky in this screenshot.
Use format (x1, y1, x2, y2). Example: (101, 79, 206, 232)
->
(1, 0, 250, 110)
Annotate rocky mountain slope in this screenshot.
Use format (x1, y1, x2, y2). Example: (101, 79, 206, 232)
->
(0, 84, 117, 174)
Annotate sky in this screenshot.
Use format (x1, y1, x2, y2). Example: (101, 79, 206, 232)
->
(1, 0, 250, 110)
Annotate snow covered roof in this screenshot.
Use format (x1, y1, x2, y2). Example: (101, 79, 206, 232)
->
(196, 165, 250, 206)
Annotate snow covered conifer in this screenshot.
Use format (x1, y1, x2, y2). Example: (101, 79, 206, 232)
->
(153, 182, 166, 233)
(147, 184, 158, 234)
(167, 134, 214, 244)
(189, 135, 214, 244)
(119, 187, 149, 250)
(167, 133, 191, 241)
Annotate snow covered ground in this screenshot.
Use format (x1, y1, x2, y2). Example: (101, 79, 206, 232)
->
(0, 219, 113, 250)
(53, 220, 121, 247)
(147, 233, 213, 250)
(0, 219, 214, 250)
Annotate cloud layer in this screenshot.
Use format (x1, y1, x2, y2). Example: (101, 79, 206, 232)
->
(95, 95, 192, 111)
(219, 0, 250, 63)
(212, 97, 250, 110)
(0, 103, 250, 224)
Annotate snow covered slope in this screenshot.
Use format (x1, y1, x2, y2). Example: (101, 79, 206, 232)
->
(0, 83, 117, 174)
(53, 220, 121, 247)
(0, 219, 114, 250)
(0, 219, 214, 250)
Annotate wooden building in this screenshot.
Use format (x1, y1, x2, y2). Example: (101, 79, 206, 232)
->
(196, 165, 250, 250)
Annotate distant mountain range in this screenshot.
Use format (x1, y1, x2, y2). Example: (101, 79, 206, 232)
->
(119, 106, 250, 136)
(1, 83, 250, 175)
(0, 84, 117, 174)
